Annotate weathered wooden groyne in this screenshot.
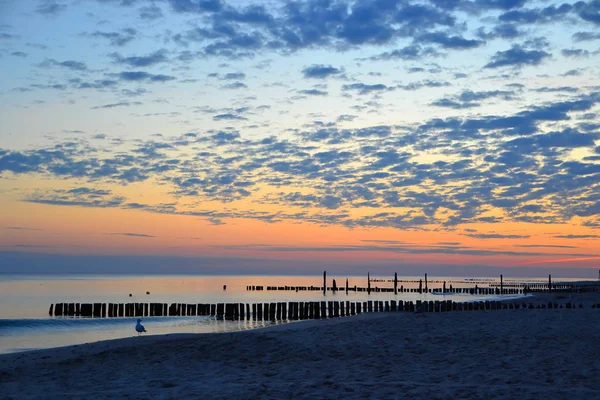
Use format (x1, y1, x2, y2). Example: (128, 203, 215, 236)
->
(246, 285, 524, 295)
(49, 299, 594, 320)
(246, 272, 600, 295)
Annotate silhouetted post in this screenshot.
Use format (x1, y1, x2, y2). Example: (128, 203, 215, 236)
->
(425, 273, 428, 291)
(345, 278, 349, 294)
(394, 272, 398, 295)
(419, 279, 422, 294)
(367, 272, 371, 294)
(333, 279, 337, 292)
(323, 271, 326, 295)
(500, 274, 504, 294)
(443, 281, 446, 293)
(549, 274, 552, 292)
(49, 304, 54, 316)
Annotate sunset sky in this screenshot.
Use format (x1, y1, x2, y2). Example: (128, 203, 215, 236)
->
(1, 0, 599, 276)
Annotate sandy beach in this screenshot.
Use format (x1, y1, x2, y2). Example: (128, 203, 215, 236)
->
(1, 292, 599, 399)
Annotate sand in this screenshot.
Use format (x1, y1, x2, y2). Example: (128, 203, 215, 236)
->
(1, 292, 599, 399)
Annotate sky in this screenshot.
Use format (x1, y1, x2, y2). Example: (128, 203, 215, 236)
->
(0, 0, 600, 276)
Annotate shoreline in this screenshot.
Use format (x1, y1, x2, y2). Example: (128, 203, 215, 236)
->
(1, 291, 597, 355)
(1, 292, 599, 399)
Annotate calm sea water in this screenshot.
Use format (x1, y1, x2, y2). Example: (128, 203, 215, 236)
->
(0, 274, 569, 354)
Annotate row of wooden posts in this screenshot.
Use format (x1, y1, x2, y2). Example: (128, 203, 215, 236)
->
(247, 285, 523, 295)
(49, 299, 588, 320)
(247, 273, 599, 295)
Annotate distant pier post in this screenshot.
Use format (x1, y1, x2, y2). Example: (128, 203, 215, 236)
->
(323, 271, 326, 295)
(332, 279, 337, 293)
(549, 274, 552, 293)
(419, 279, 422, 294)
(500, 274, 503, 294)
(425, 273, 428, 291)
(394, 272, 398, 295)
(345, 278, 349, 295)
(443, 281, 446, 293)
(368, 272, 371, 294)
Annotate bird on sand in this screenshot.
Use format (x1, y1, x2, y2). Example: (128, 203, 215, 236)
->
(136, 319, 147, 336)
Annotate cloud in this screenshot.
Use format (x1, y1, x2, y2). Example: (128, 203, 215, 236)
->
(417, 32, 484, 49)
(515, 244, 577, 248)
(485, 45, 551, 68)
(561, 48, 590, 58)
(431, 89, 515, 109)
(139, 5, 163, 20)
(40, 59, 87, 71)
(227, 243, 593, 258)
(106, 232, 156, 238)
(554, 234, 599, 239)
(342, 83, 391, 95)
(366, 45, 439, 61)
(92, 101, 142, 109)
(572, 31, 600, 42)
(297, 89, 328, 96)
(90, 29, 137, 46)
(465, 233, 530, 239)
(222, 81, 247, 89)
(301, 65, 341, 79)
(222, 72, 246, 80)
(36, 1, 67, 16)
(116, 71, 176, 82)
(110, 49, 168, 67)
(213, 113, 247, 121)
(3, 226, 43, 231)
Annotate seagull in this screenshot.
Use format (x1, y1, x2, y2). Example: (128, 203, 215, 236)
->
(136, 319, 147, 336)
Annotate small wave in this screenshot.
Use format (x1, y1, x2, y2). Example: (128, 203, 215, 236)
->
(0, 316, 214, 335)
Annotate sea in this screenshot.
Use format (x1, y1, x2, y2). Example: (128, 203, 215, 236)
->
(0, 274, 575, 354)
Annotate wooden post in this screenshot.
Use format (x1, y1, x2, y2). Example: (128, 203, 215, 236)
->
(293, 302, 299, 320)
(323, 271, 326, 295)
(49, 304, 54, 316)
(443, 281, 446, 293)
(425, 273, 428, 291)
(419, 279, 422, 294)
(367, 272, 371, 294)
(500, 274, 503, 294)
(345, 278, 349, 295)
(394, 272, 398, 295)
(333, 279, 337, 293)
(225, 303, 234, 320)
(549, 274, 552, 292)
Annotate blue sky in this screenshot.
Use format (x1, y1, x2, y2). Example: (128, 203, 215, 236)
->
(1, 0, 599, 275)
